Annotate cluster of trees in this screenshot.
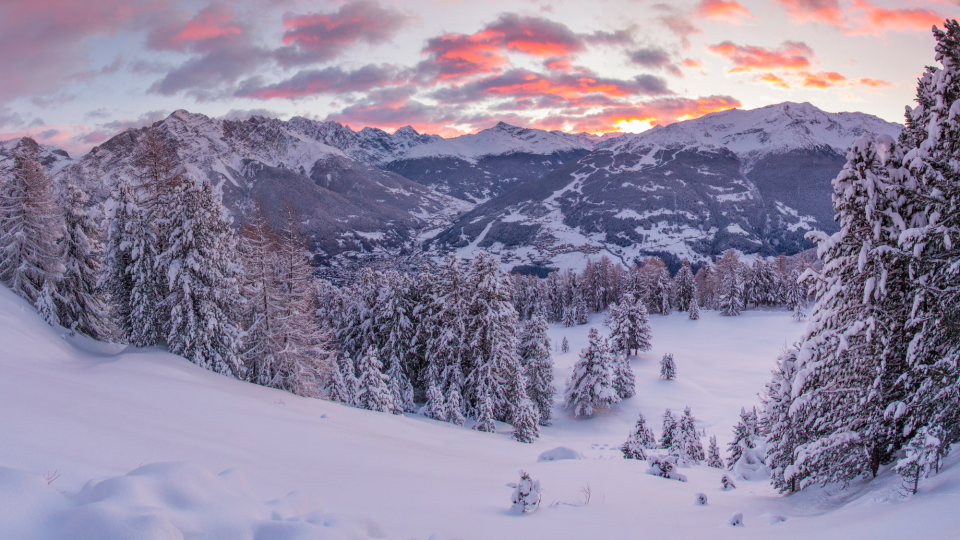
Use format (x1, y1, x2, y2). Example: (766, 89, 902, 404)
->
(762, 21, 960, 494)
(620, 408, 722, 468)
(510, 252, 809, 325)
(0, 130, 334, 397)
(319, 252, 555, 443)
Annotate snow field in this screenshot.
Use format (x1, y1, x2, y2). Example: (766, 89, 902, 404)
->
(2, 286, 960, 539)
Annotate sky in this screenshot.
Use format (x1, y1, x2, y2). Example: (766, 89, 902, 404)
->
(0, 0, 956, 156)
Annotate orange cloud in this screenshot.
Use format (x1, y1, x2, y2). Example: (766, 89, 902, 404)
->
(535, 95, 742, 133)
(757, 72, 791, 89)
(698, 0, 754, 23)
(776, 0, 845, 26)
(847, 0, 943, 35)
(752, 69, 893, 90)
(681, 58, 704, 69)
(707, 41, 814, 72)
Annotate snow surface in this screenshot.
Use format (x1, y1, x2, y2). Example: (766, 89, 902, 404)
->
(2, 286, 959, 539)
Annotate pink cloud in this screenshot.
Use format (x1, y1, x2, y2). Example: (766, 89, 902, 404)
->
(707, 41, 814, 72)
(698, 0, 755, 23)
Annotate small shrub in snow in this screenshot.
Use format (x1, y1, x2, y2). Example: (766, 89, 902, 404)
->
(721, 474, 736, 491)
(695, 493, 707, 506)
(707, 435, 724, 469)
(729, 513, 744, 527)
(510, 471, 541, 513)
(660, 353, 676, 380)
(895, 425, 943, 494)
(791, 301, 805, 321)
(645, 455, 687, 482)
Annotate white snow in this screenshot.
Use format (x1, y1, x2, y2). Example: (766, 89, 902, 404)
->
(2, 286, 959, 539)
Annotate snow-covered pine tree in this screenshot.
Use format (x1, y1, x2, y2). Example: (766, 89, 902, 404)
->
(748, 258, 777, 307)
(680, 407, 705, 464)
(474, 394, 496, 432)
(774, 133, 916, 489)
(341, 356, 360, 405)
(560, 336, 569, 353)
(511, 471, 541, 513)
(606, 293, 652, 356)
(158, 176, 242, 377)
(326, 358, 351, 404)
(660, 408, 678, 449)
(422, 384, 447, 421)
(762, 347, 804, 492)
(564, 327, 620, 417)
(385, 353, 416, 414)
(612, 353, 636, 399)
(512, 398, 541, 443)
(660, 352, 676, 380)
(573, 287, 588, 325)
(446, 385, 466, 425)
(649, 258, 672, 315)
(673, 260, 695, 311)
(895, 21, 960, 456)
(707, 435, 723, 468)
(0, 140, 64, 310)
(688, 293, 700, 320)
(621, 411, 656, 459)
(716, 250, 745, 316)
(462, 252, 523, 423)
(522, 316, 555, 425)
(354, 348, 394, 413)
(35, 281, 59, 326)
(726, 407, 758, 470)
(101, 180, 163, 347)
(418, 253, 470, 396)
(55, 184, 110, 338)
(562, 304, 575, 327)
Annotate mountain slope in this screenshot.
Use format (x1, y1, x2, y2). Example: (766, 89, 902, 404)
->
(55, 111, 470, 260)
(430, 102, 902, 269)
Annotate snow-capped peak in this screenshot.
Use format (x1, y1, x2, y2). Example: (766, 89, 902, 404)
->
(597, 102, 902, 164)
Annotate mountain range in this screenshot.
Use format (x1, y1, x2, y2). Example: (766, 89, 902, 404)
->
(0, 102, 902, 268)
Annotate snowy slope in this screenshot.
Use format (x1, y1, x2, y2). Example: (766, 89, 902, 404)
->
(0, 137, 73, 176)
(2, 286, 958, 539)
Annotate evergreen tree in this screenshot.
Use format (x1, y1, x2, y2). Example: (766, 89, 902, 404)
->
(158, 177, 242, 377)
(673, 260, 696, 311)
(423, 384, 446, 421)
(762, 347, 804, 492)
(688, 293, 700, 321)
(512, 399, 541, 443)
(621, 411, 656, 459)
(612, 353, 636, 399)
(0, 141, 64, 308)
(446, 386, 466, 425)
(341, 356, 360, 405)
(606, 293, 652, 356)
(102, 181, 162, 347)
(354, 348, 394, 413)
(560, 336, 569, 353)
(462, 252, 523, 423)
(748, 258, 777, 307)
(707, 435, 724, 468)
(418, 253, 470, 396)
(573, 287, 588, 324)
(660, 353, 676, 380)
(511, 471, 541, 513)
(564, 327, 620, 417)
(679, 407, 705, 464)
(896, 21, 960, 459)
(385, 353, 416, 414)
(660, 408, 678, 449)
(773, 134, 915, 489)
(474, 394, 496, 432)
(327, 358, 352, 404)
(55, 185, 110, 338)
(523, 323, 556, 426)
(727, 407, 758, 470)
(717, 251, 745, 316)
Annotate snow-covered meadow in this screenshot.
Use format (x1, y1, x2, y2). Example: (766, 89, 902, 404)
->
(1, 284, 958, 540)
